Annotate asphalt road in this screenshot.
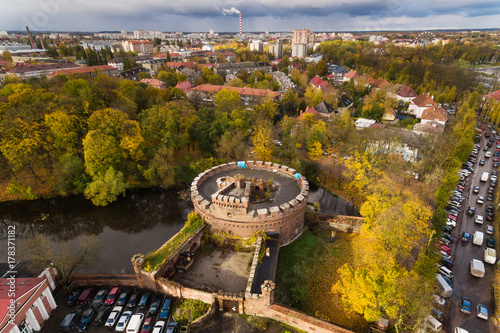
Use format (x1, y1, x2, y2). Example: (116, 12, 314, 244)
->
(448, 132, 496, 333)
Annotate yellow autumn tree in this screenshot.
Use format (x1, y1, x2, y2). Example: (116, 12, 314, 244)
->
(252, 124, 274, 161)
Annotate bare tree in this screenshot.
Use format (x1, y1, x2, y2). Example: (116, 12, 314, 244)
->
(20, 235, 100, 286)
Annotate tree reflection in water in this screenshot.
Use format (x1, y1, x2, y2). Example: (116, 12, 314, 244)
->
(0, 188, 191, 273)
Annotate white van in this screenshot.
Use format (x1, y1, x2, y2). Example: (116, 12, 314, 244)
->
(481, 172, 489, 181)
(473, 231, 484, 246)
(425, 315, 443, 332)
(439, 266, 454, 279)
(126, 313, 144, 333)
(454, 328, 469, 333)
(470, 259, 485, 277)
(485, 247, 497, 264)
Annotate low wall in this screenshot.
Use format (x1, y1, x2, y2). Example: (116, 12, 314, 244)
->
(315, 214, 365, 233)
(189, 300, 218, 328)
(267, 304, 354, 333)
(70, 274, 138, 287)
(156, 277, 214, 304)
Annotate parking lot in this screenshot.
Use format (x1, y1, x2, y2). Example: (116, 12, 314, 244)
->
(40, 286, 183, 333)
(446, 125, 497, 333)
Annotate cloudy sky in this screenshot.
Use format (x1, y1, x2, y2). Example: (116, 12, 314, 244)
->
(1, 0, 499, 32)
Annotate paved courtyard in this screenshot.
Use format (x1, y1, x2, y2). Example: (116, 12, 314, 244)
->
(173, 243, 253, 294)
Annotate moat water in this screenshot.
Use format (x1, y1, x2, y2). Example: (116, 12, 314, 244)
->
(0, 186, 358, 274)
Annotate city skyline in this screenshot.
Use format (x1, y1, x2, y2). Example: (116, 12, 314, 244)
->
(1, 0, 499, 33)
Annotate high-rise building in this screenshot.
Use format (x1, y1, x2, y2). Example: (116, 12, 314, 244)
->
(209, 29, 214, 35)
(269, 41, 283, 59)
(291, 44, 307, 58)
(292, 29, 315, 45)
(249, 40, 264, 52)
(122, 40, 154, 54)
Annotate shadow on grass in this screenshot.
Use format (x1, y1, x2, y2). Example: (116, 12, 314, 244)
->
(275, 229, 367, 332)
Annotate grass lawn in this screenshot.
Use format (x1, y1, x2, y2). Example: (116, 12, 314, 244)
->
(275, 229, 367, 332)
(143, 213, 204, 272)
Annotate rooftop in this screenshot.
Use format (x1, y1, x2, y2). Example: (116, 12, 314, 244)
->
(197, 168, 301, 210)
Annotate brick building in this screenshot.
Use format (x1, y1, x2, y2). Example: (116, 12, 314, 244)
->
(0, 268, 57, 333)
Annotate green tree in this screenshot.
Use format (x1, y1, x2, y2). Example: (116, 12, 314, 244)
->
(84, 166, 126, 206)
(214, 88, 242, 114)
(82, 130, 123, 177)
(215, 130, 248, 161)
(317, 60, 328, 77)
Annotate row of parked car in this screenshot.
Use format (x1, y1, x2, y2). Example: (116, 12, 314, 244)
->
(433, 141, 492, 332)
(61, 286, 184, 333)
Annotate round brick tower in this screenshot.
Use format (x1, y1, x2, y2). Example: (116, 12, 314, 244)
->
(190, 161, 309, 245)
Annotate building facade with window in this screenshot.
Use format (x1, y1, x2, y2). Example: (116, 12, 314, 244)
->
(0, 268, 57, 333)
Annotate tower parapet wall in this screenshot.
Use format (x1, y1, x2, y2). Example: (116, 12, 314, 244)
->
(191, 161, 309, 244)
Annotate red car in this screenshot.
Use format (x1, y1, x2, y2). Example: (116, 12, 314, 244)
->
(106, 287, 120, 305)
(436, 243, 451, 254)
(140, 317, 152, 333)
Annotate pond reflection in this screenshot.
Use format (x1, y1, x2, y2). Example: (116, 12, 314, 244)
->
(0, 188, 192, 273)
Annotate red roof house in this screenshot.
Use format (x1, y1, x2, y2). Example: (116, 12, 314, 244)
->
(298, 106, 323, 121)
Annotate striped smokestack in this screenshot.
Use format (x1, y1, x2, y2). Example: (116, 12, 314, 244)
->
(239, 13, 242, 37)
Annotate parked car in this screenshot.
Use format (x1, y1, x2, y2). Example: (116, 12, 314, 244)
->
(477, 196, 485, 204)
(105, 306, 123, 328)
(487, 212, 495, 221)
(60, 310, 82, 332)
(140, 317, 153, 333)
(115, 310, 133, 332)
(127, 291, 141, 308)
(487, 237, 495, 248)
(460, 297, 471, 314)
(443, 226, 453, 234)
(152, 321, 166, 333)
(94, 307, 111, 326)
(475, 215, 484, 224)
(106, 286, 120, 305)
(443, 233, 453, 242)
(441, 274, 453, 287)
(486, 225, 494, 235)
(77, 287, 96, 305)
(149, 296, 163, 315)
(166, 321, 179, 333)
(116, 289, 131, 306)
(77, 308, 96, 332)
(67, 288, 83, 306)
(139, 293, 151, 310)
(441, 258, 453, 269)
(487, 194, 494, 201)
(433, 294, 445, 307)
(462, 232, 471, 243)
(467, 206, 476, 215)
(447, 219, 457, 228)
(91, 288, 108, 308)
(159, 298, 172, 320)
(473, 186, 480, 193)
(477, 304, 489, 320)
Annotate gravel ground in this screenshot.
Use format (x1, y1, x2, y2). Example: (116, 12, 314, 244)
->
(173, 243, 254, 294)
